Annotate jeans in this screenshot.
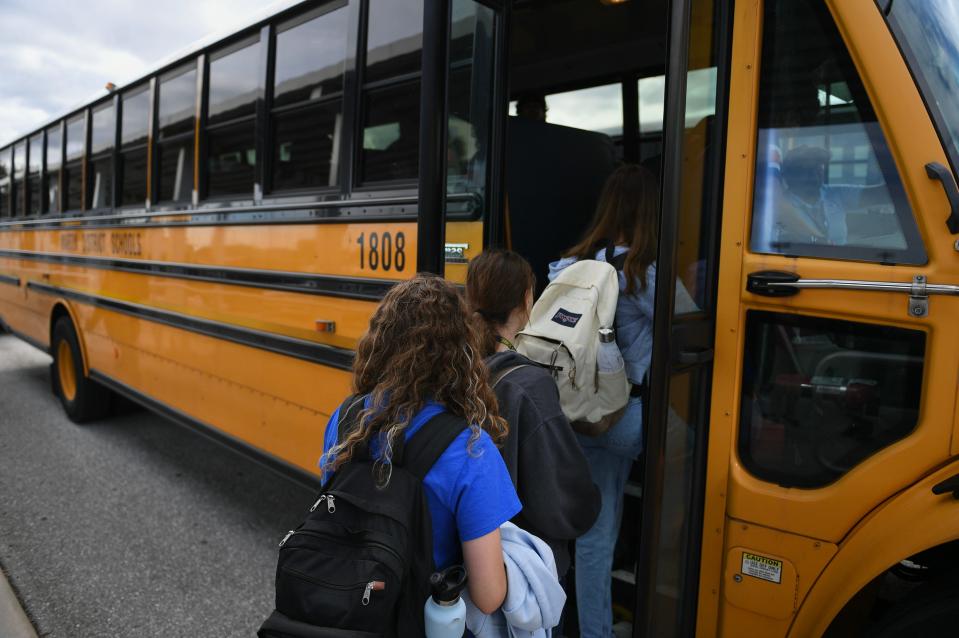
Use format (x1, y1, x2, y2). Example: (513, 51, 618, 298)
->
(575, 396, 643, 638)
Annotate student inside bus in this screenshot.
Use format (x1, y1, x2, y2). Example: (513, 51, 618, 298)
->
(548, 164, 694, 638)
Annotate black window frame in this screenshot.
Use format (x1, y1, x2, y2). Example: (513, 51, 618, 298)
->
(26, 132, 43, 217)
(267, 0, 350, 196)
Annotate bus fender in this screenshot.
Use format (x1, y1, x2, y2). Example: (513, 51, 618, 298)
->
(49, 299, 91, 376)
(788, 458, 959, 638)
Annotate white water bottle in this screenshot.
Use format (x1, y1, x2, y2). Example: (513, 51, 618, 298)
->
(597, 327, 624, 373)
(424, 565, 468, 638)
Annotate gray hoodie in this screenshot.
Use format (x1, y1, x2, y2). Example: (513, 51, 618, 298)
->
(487, 350, 600, 577)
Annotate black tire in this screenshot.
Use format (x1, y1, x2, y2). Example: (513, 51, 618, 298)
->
(51, 316, 111, 423)
(869, 583, 959, 638)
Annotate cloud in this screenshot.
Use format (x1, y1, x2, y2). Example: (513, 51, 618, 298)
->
(0, 0, 268, 146)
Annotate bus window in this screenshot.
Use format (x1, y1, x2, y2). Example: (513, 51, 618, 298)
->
(888, 0, 959, 184)
(545, 84, 624, 137)
(446, 0, 495, 208)
(157, 65, 196, 205)
(64, 115, 85, 211)
(120, 85, 150, 208)
(207, 37, 261, 199)
(27, 134, 42, 216)
(749, 0, 925, 264)
(88, 102, 115, 210)
(740, 311, 924, 487)
(360, 0, 423, 184)
(12, 142, 25, 216)
(271, 3, 348, 192)
(45, 125, 62, 214)
(0, 147, 9, 217)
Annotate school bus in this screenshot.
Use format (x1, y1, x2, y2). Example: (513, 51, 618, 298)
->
(1, 0, 958, 635)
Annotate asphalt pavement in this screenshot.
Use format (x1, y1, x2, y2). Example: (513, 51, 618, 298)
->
(0, 332, 318, 637)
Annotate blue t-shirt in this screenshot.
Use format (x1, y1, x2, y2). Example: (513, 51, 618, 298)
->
(320, 399, 522, 569)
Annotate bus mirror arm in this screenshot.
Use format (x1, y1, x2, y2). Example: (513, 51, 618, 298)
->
(924, 162, 959, 234)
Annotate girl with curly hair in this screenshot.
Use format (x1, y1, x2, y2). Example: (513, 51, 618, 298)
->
(319, 274, 520, 615)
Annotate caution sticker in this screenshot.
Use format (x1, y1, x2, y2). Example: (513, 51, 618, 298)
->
(741, 552, 783, 584)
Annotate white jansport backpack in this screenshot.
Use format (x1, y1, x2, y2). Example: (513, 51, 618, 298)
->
(516, 255, 630, 427)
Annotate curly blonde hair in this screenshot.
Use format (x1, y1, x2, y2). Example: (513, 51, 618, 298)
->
(324, 274, 508, 478)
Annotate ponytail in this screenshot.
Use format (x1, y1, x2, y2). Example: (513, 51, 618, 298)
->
(465, 250, 536, 358)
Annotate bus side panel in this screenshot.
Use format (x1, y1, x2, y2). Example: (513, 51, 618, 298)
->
(0, 256, 55, 350)
(76, 300, 351, 476)
(788, 459, 959, 638)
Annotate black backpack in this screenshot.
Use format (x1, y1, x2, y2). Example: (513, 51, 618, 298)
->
(258, 395, 468, 638)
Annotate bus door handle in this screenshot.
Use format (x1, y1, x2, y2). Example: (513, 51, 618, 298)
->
(932, 473, 959, 500)
(925, 162, 959, 234)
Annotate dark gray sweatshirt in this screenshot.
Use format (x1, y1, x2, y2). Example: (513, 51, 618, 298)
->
(487, 350, 601, 577)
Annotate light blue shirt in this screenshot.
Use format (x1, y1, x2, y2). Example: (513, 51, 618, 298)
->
(548, 246, 656, 386)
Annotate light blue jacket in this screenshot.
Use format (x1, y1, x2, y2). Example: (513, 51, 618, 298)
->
(464, 522, 566, 638)
(549, 247, 656, 386)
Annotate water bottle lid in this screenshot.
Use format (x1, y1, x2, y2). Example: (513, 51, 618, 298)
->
(430, 565, 468, 604)
(599, 327, 616, 343)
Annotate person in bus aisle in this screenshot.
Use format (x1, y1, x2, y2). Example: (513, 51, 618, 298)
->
(319, 274, 522, 616)
(466, 249, 601, 582)
(515, 94, 548, 122)
(548, 164, 693, 638)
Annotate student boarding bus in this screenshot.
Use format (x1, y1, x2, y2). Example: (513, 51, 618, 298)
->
(1, 0, 958, 635)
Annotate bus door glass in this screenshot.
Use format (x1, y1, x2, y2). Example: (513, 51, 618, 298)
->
(442, 0, 500, 282)
(634, 0, 727, 635)
(709, 0, 959, 633)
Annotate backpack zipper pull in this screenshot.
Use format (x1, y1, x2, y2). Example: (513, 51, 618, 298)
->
(309, 495, 326, 512)
(279, 530, 295, 547)
(326, 495, 336, 513)
(362, 580, 384, 606)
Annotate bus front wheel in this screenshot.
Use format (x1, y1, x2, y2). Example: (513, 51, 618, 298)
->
(51, 317, 110, 423)
(869, 583, 959, 637)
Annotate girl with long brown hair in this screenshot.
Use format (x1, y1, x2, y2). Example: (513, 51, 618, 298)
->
(548, 164, 666, 638)
(319, 274, 521, 615)
(466, 249, 599, 581)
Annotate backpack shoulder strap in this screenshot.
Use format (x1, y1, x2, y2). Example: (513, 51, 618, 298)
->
(402, 412, 470, 481)
(605, 240, 627, 271)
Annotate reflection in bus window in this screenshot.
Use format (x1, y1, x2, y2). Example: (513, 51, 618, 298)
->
(27, 135, 42, 216)
(12, 143, 25, 216)
(89, 103, 115, 209)
(0, 148, 9, 217)
(740, 311, 924, 487)
(365, 0, 423, 84)
(749, 0, 925, 264)
(208, 39, 260, 198)
(361, 85, 419, 183)
(121, 86, 150, 207)
(45, 126, 61, 214)
(64, 115, 84, 212)
(157, 66, 196, 204)
(446, 0, 495, 210)
(271, 5, 347, 192)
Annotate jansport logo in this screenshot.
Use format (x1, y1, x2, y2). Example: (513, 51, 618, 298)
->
(551, 308, 582, 328)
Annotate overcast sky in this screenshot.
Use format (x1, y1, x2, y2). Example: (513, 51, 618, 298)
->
(0, 0, 269, 146)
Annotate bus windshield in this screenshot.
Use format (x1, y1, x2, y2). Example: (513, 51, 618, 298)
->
(889, 0, 959, 176)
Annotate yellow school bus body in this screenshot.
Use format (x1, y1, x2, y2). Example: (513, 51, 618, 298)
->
(697, 1, 959, 636)
(0, 221, 481, 475)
